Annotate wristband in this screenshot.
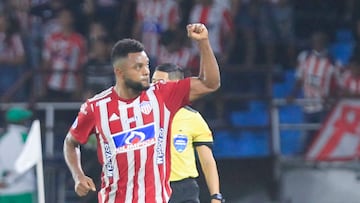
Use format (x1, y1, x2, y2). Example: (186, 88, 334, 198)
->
(211, 193, 225, 202)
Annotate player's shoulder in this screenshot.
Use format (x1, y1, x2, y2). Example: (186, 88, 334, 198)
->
(297, 50, 311, 62)
(177, 106, 203, 118)
(87, 87, 113, 103)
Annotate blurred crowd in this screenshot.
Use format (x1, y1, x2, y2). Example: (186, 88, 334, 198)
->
(1, 0, 360, 123)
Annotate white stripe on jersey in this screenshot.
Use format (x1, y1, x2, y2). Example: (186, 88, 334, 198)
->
(306, 55, 317, 85)
(98, 98, 117, 157)
(146, 89, 163, 203)
(133, 99, 147, 202)
(316, 59, 327, 96)
(98, 131, 107, 203)
(321, 63, 333, 96)
(118, 100, 135, 202)
(138, 147, 147, 202)
(98, 98, 118, 203)
(162, 107, 171, 201)
(89, 87, 112, 102)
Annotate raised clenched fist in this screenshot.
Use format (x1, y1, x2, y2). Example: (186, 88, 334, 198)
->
(187, 23, 209, 41)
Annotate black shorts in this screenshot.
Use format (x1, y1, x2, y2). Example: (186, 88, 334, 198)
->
(169, 178, 200, 203)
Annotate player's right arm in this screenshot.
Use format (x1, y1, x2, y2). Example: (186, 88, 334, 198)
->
(64, 133, 96, 196)
(63, 101, 96, 196)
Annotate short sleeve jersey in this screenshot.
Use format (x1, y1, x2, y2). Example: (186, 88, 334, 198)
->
(295, 50, 337, 113)
(169, 106, 213, 181)
(70, 78, 190, 203)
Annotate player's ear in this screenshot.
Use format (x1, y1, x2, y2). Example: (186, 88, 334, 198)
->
(114, 67, 124, 78)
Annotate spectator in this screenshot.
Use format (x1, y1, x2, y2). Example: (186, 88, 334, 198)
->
(337, 54, 360, 98)
(0, 12, 25, 100)
(231, 0, 259, 65)
(157, 28, 196, 76)
(0, 107, 35, 203)
(152, 63, 224, 203)
(41, 8, 87, 101)
(287, 31, 338, 153)
(83, 36, 114, 99)
(232, 0, 295, 67)
(29, 0, 66, 39)
(189, 0, 235, 65)
(271, 0, 296, 68)
(87, 21, 108, 43)
(133, 0, 181, 66)
(111, 0, 137, 40)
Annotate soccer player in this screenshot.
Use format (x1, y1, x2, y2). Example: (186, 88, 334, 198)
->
(63, 23, 220, 203)
(152, 63, 224, 203)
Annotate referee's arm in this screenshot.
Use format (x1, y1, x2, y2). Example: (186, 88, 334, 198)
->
(196, 144, 221, 202)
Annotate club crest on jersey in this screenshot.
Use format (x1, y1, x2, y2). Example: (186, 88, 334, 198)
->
(112, 123, 156, 153)
(140, 101, 152, 115)
(173, 134, 188, 152)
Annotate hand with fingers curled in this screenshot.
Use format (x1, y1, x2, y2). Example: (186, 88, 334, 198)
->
(74, 174, 96, 197)
(187, 23, 209, 41)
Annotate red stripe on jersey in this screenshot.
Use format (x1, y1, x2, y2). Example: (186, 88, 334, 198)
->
(199, 6, 210, 24)
(132, 150, 140, 202)
(168, 6, 178, 27)
(145, 145, 155, 202)
(312, 55, 320, 77)
(320, 60, 332, 95)
(115, 154, 128, 202)
(222, 9, 234, 32)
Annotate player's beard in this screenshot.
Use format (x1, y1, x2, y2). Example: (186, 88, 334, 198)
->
(124, 77, 150, 93)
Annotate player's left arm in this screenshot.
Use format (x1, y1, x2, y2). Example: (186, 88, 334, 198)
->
(196, 145, 222, 203)
(187, 23, 221, 101)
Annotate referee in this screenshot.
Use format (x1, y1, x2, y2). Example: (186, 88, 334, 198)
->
(152, 63, 224, 203)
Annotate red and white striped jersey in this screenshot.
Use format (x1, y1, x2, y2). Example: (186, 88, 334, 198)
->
(295, 50, 337, 113)
(136, 0, 180, 58)
(42, 32, 87, 92)
(338, 69, 360, 95)
(157, 45, 195, 69)
(70, 78, 190, 203)
(189, 1, 234, 54)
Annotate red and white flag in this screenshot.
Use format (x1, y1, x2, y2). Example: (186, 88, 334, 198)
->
(306, 100, 360, 161)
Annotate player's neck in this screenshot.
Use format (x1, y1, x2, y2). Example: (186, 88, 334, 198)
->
(114, 84, 141, 100)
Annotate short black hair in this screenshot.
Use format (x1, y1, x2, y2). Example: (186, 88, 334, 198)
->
(111, 38, 145, 65)
(154, 63, 185, 80)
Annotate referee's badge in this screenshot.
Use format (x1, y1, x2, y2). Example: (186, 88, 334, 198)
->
(173, 134, 188, 152)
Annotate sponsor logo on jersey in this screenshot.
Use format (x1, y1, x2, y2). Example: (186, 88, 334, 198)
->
(104, 143, 113, 177)
(112, 123, 156, 153)
(156, 128, 165, 164)
(173, 134, 188, 152)
(140, 101, 152, 115)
